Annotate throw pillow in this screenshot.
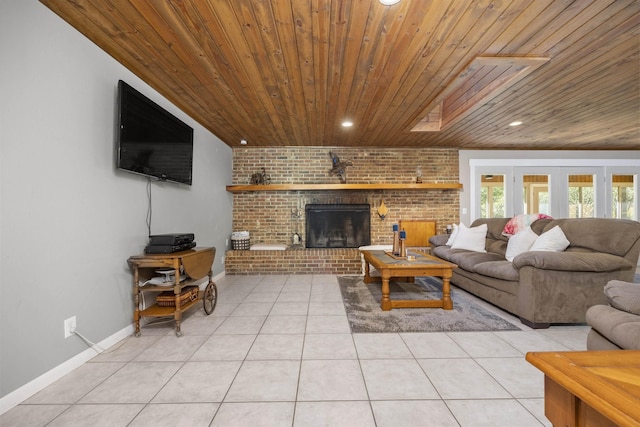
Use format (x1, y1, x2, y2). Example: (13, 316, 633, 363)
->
(450, 223, 488, 252)
(446, 223, 461, 246)
(505, 226, 538, 262)
(529, 225, 570, 252)
(604, 280, 640, 315)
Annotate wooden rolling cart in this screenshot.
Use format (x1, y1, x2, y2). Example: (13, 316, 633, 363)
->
(128, 247, 217, 337)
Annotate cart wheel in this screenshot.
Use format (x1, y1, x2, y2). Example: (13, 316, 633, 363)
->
(203, 281, 217, 315)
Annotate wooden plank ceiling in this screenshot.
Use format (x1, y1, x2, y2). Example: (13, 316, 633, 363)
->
(40, 0, 640, 150)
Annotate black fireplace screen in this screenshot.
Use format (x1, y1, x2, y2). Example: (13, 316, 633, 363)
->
(305, 204, 371, 248)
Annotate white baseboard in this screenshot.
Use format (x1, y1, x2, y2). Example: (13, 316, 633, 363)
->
(0, 324, 134, 415)
(0, 271, 226, 416)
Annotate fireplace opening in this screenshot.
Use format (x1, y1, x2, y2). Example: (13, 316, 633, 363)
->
(305, 204, 371, 248)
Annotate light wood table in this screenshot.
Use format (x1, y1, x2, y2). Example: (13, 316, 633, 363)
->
(361, 249, 457, 311)
(526, 350, 640, 427)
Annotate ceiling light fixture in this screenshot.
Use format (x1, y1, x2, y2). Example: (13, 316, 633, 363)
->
(379, 0, 400, 5)
(341, 121, 354, 128)
(509, 121, 523, 127)
(240, 139, 247, 145)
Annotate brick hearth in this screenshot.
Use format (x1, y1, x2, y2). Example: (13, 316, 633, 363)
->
(225, 248, 362, 275)
(225, 147, 459, 274)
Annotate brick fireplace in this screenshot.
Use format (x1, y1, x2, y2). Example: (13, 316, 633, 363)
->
(225, 147, 460, 274)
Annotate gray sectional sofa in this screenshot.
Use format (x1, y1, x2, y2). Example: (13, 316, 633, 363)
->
(429, 217, 640, 328)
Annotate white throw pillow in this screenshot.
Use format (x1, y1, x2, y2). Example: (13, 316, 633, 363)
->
(450, 223, 488, 252)
(529, 225, 570, 252)
(446, 223, 461, 246)
(505, 226, 538, 262)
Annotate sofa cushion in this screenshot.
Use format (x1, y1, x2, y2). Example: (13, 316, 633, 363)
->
(487, 240, 507, 257)
(512, 251, 633, 272)
(471, 218, 510, 241)
(450, 223, 487, 252)
(474, 261, 519, 281)
(447, 251, 504, 271)
(505, 226, 538, 262)
(432, 245, 466, 262)
(429, 234, 450, 247)
(604, 280, 640, 315)
(543, 218, 640, 257)
(529, 225, 570, 252)
(586, 304, 640, 350)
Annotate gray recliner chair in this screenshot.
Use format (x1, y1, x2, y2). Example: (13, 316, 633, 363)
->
(586, 280, 640, 350)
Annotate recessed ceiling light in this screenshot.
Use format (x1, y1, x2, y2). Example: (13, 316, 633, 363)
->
(341, 121, 354, 128)
(509, 121, 523, 127)
(379, 0, 400, 4)
(240, 139, 247, 145)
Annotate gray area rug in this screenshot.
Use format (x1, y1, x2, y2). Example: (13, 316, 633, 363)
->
(338, 275, 520, 333)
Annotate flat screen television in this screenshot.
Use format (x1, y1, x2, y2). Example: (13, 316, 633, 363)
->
(116, 80, 193, 185)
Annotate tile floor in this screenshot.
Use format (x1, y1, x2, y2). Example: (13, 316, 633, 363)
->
(2, 274, 591, 427)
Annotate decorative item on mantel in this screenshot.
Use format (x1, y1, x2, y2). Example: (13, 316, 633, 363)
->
(377, 198, 389, 220)
(250, 168, 271, 185)
(415, 166, 423, 184)
(328, 151, 353, 183)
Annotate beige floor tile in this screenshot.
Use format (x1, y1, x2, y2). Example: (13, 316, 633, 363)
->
(371, 400, 460, 427)
(246, 334, 304, 360)
(400, 332, 468, 358)
(361, 359, 440, 400)
(0, 404, 69, 427)
(47, 404, 144, 427)
(152, 361, 242, 402)
(353, 333, 413, 359)
(24, 362, 124, 404)
(261, 315, 307, 334)
(305, 315, 350, 333)
(230, 302, 274, 316)
(133, 335, 207, 361)
(297, 360, 368, 401)
(224, 360, 300, 402)
(214, 316, 266, 334)
(129, 403, 218, 427)
(270, 302, 309, 316)
(447, 331, 522, 357)
(294, 401, 376, 427)
(476, 357, 545, 398)
(211, 402, 295, 427)
(302, 333, 357, 359)
(446, 399, 544, 427)
(418, 358, 511, 399)
(80, 362, 181, 403)
(190, 334, 256, 360)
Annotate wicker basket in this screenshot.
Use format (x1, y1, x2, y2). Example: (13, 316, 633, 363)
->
(156, 286, 199, 307)
(231, 238, 250, 250)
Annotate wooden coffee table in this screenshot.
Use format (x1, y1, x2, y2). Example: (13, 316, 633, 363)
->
(361, 249, 457, 311)
(526, 350, 640, 427)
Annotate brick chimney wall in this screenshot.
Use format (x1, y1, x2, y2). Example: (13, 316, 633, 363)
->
(230, 147, 460, 246)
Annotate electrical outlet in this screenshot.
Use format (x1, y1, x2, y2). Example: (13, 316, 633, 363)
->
(225, 238, 229, 247)
(221, 256, 225, 265)
(64, 316, 77, 339)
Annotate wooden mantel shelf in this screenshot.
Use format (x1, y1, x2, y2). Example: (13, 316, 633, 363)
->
(226, 183, 462, 192)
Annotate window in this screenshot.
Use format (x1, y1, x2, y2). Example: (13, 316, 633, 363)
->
(612, 175, 635, 219)
(568, 175, 595, 218)
(523, 175, 549, 215)
(480, 174, 505, 218)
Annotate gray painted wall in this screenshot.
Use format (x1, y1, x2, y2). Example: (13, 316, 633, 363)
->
(0, 2, 232, 399)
